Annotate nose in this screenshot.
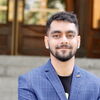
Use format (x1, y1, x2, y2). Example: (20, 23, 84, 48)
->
(61, 35, 68, 44)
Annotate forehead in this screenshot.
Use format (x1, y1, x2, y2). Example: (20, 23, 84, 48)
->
(49, 21, 78, 32)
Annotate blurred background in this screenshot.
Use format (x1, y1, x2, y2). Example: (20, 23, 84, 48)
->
(0, 0, 100, 100)
(0, 0, 100, 58)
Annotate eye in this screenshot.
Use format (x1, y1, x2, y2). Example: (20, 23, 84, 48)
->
(66, 33, 75, 39)
(52, 34, 61, 39)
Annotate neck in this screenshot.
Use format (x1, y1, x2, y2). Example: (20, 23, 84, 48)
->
(50, 54, 75, 76)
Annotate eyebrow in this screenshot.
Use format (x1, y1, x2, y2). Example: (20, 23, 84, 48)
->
(50, 30, 61, 34)
(50, 30, 77, 35)
(66, 30, 77, 34)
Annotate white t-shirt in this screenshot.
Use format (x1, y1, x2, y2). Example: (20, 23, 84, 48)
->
(65, 93, 69, 99)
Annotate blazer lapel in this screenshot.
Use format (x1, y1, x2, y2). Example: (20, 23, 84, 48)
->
(69, 65, 82, 100)
(44, 60, 67, 100)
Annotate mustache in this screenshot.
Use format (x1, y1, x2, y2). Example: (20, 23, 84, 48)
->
(56, 44, 72, 49)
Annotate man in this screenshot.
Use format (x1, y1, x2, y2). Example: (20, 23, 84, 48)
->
(18, 12, 100, 100)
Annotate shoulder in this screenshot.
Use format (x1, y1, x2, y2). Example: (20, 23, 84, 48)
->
(19, 64, 46, 80)
(19, 59, 51, 80)
(18, 64, 47, 89)
(18, 60, 52, 89)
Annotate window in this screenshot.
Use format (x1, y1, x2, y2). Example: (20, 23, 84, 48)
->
(93, 0, 100, 29)
(24, 0, 66, 25)
(0, 0, 7, 23)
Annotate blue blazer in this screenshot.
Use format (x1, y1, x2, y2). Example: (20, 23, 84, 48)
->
(18, 59, 100, 100)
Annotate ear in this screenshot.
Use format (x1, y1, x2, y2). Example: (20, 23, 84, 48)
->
(77, 35, 81, 49)
(44, 36, 49, 49)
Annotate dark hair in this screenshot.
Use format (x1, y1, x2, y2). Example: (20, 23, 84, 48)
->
(46, 11, 79, 34)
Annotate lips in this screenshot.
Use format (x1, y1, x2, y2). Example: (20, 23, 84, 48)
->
(58, 47, 69, 49)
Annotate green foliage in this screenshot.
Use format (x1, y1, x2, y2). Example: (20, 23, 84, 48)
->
(0, 0, 7, 6)
(0, 11, 6, 23)
(24, 0, 66, 25)
(0, 0, 7, 23)
(47, 0, 65, 9)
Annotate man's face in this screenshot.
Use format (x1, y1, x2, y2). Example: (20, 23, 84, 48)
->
(44, 21, 80, 61)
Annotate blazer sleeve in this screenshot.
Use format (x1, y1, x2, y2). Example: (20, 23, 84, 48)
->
(97, 79, 100, 100)
(98, 88, 100, 100)
(18, 75, 37, 100)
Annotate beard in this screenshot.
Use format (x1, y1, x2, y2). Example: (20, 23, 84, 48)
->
(49, 44, 77, 62)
